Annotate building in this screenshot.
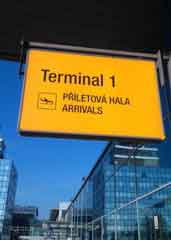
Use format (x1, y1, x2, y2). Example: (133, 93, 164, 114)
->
(41, 220, 70, 240)
(0, 139, 17, 240)
(11, 206, 38, 238)
(49, 202, 70, 222)
(58, 202, 70, 222)
(49, 209, 59, 222)
(65, 142, 171, 240)
(43, 202, 70, 239)
(0, 138, 5, 159)
(11, 204, 70, 240)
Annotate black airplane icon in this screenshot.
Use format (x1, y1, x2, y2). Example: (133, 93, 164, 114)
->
(40, 97, 54, 105)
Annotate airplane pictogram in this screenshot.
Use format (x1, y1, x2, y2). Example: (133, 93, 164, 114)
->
(38, 93, 57, 110)
(40, 97, 54, 105)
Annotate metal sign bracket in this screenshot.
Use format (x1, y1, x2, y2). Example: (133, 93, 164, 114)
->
(18, 39, 29, 77)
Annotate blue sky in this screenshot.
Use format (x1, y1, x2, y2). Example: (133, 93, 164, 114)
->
(1, 59, 171, 219)
(0, 59, 107, 218)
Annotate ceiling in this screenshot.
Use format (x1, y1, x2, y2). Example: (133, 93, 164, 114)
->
(0, 0, 170, 61)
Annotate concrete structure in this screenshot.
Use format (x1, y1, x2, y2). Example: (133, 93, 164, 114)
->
(58, 202, 70, 222)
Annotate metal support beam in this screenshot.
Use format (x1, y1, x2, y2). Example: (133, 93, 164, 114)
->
(29, 41, 158, 60)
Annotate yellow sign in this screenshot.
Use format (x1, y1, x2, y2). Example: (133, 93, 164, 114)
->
(18, 49, 165, 140)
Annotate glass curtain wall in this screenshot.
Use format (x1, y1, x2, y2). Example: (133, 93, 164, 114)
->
(65, 142, 171, 240)
(0, 159, 17, 240)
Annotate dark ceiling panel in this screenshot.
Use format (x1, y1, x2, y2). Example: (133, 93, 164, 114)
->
(0, 0, 168, 61)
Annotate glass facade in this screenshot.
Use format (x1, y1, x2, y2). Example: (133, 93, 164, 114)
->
(0, 139, 5, 159)
(0, 159, 17, 240)
(65, 142, 171, 240)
